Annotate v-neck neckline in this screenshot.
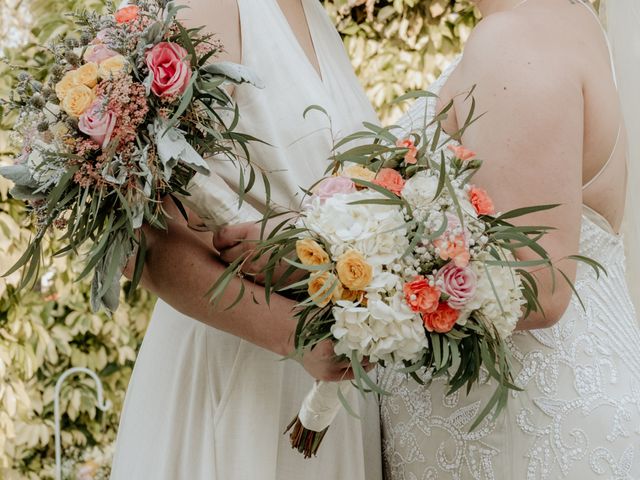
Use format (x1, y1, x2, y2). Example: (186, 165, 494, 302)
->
(273, 0, 325, 85)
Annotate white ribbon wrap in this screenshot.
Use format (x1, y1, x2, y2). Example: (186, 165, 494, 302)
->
(298, 380, 353, 432)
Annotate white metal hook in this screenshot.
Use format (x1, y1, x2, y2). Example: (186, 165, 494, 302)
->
(54, 367, 111, 480)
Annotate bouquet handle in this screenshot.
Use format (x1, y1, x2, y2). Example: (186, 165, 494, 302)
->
(286, 379, 352, 458)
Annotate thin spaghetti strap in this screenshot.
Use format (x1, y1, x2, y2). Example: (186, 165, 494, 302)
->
(582, 125, 622, 190)
(575, 0, 618, 88)
(577, 0, 623, 190)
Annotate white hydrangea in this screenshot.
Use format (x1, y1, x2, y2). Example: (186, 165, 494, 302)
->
(302, 190, 409, 266)
(402, 171, 439, 212)
(466, 251, 526, 339)
(331, 293, 427, 364)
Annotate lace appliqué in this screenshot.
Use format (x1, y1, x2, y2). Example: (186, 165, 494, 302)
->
(381, 186, 640, 479)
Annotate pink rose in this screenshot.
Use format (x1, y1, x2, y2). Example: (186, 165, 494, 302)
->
(78, 99, 117, 149)
(314, 176, 356, 201)
(84, 44, 119, 64)
(145, 42, 192, 99)
(437, 263, 477, 309)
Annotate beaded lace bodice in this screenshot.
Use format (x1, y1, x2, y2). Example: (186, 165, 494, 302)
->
(381, 57, 640, 480)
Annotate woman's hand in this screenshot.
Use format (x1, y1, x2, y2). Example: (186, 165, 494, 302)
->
(213, 218, 304, 286)
(300, 340, 373, 382)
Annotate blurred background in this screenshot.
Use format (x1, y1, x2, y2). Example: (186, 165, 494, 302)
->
(0, 0, 593, 477)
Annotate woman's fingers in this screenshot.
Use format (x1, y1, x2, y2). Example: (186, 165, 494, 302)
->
(212, 223, 252, 251)
(219, 243, 253, 265)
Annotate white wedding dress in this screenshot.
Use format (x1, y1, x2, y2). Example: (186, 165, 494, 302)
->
(381, 6, 640, 480)
(109, 1, 382, 479)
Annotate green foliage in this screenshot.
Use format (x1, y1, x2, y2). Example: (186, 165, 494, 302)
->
(324, 0, 480, 122)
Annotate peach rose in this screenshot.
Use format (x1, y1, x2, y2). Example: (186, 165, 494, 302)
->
(403, 276, 441, 314)
(78, 99, 117, 148)
(397, 138, 418, 165)
(435, 235, 470, 268)
(145, 42, 192, 99)
(75, 62, 99, 88)
(448, 144, 476, 162)
(115, 5, 139, 23)
(374, 168, 405, 196)
(296, 239, 330, 266)
(61, 85, 95, 117)
(308, 272, 339, 307)
(434, 213, 471, 268)
(55, 71, 80, 101)
(423, 303, 460, 334)
(336, 250, 373, 291)
(98, 55, 128, 79)
(469, 186, 495, 215)
(342, 164, 376, 183)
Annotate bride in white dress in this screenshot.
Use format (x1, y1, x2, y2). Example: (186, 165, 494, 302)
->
(382, 0, 640, 478)
(109, 1, 382, 479)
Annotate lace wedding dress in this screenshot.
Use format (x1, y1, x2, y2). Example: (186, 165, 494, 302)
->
(381, 11, 640, 480)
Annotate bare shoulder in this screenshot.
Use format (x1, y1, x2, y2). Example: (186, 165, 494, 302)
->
(455, 10, 581, 99)
(179, 0, 241, 63)
(461, 12, 551, 77)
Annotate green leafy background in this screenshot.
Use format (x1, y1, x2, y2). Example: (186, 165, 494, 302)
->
(0, 0, 595, 477)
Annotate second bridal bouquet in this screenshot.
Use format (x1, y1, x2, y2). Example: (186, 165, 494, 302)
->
(0, 0, 259, 311)
(212, 98, 602, 457)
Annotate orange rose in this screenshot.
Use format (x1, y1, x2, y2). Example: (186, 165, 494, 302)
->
(115, 5, 139, 23)
(336, 250, 373, 291)
(374, 168, 405, 196)
(396, 138, 418, 165)
(448, 144, 476, 162)
(423, 303, 459, 333)
(296, 239, 329, 266)
(403, 276, 440, 314)
(469, 186, 495, 215)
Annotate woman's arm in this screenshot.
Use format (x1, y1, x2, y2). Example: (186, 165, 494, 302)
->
(452, 13, 584, 330)
(126, 1, 354, 380)
(128, 199, 357, 381)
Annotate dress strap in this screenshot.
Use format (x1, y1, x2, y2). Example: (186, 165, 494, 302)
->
(575, 1, 618, 88)
(582, 125, 622, 190)
(575, 0, 623, 190)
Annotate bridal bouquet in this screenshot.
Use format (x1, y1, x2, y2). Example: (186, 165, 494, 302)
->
(0, 0, 259, 311)
(211, 99, 602, 457)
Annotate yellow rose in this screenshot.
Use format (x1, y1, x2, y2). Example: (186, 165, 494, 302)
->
(55, 70, 80, 101)
(342, 164, 376, 183)
(308, 272, 339, 307)
(335, 284, 365, 304)
(75, 62, 99, 88)
(296, 239, 329, 266)
(98, 55, 128, 79)
(61, 85, 95, 117)
(336, 250, 373, 291)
